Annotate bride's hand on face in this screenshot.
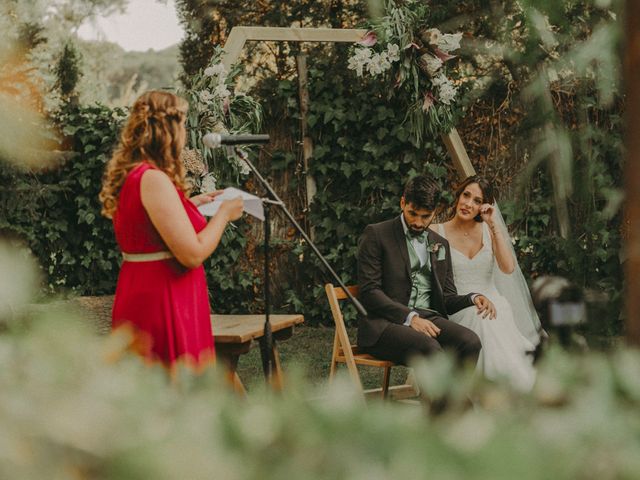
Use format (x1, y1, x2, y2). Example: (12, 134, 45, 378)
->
(479, 203, 495, 225)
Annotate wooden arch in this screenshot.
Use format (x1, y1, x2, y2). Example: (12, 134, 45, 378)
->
(221, 26, 476, 178)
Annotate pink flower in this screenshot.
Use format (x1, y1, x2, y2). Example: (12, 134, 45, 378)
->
(358, 31, 378, 47)
(422, 92, 435, 112)
(223, 97, 230, 115)
(434, 48, 456, 62)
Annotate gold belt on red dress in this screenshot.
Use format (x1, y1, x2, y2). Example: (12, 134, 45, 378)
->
(121, 251, 174, 262)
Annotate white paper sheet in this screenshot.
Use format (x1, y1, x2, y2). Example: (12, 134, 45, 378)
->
(197, 187, 265, 221)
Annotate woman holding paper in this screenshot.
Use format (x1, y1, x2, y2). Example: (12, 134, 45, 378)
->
(99, 90, 243, 372)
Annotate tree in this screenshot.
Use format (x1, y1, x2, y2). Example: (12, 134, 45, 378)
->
(175, 0, 367, 86)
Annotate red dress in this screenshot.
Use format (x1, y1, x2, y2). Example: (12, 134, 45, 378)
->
(112, 163, 215, 369)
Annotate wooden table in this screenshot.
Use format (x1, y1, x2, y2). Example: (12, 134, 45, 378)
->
(211, 314, 304, 393)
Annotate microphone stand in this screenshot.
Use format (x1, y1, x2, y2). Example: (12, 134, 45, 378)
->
(232, 148, 367, 383)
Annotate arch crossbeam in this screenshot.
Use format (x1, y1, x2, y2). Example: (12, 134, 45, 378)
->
(221, 26, 475, 178)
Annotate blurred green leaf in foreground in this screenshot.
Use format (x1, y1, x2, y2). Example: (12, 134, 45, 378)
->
(1, 272, 639, 480)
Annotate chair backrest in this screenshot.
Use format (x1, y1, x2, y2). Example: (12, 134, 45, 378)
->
(325, 283, 363, 387)
(324, 284, 358, 336)
(332, 284, 359, 300)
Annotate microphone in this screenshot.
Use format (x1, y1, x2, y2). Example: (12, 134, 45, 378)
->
(202, 133, 270, 148)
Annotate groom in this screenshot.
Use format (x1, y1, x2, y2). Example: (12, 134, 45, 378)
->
(357, 175, 492, 366)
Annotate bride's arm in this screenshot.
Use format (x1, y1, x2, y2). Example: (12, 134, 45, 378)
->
(481, 204, 515, 274)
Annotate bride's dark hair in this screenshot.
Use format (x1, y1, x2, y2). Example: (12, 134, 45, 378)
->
(449, 175, 495, 221)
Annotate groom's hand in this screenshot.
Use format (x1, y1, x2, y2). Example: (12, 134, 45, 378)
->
(410, 316, 441, 337)
(473, 295, 496, 319)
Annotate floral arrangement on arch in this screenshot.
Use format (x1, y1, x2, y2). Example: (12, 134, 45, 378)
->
(347, 0, 464, 145)
(179, 46, 262, 193)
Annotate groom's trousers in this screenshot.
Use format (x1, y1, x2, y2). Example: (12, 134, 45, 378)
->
(362, 309, 481, 366)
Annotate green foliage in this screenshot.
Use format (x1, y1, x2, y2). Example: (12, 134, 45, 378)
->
(336, 0, 625, 334)
(0, 212, 637, 480)
(251, 49, 452, 324)
(54, 42, 82, 100)
(466, 0, 625, 332)
(1, 302, 640, 478)
(354, 0, 464, 144)
(175, 0, 221, 87)
(76, 42, 181, 106)
(502, 164, 623, 336)
(16, 21, 46, 52)
(0, 0, 623, 335)
(178, 46, 263, 183)
(176, 0, 367, 85)
(0, 101, 262, 313)
(0, 103, 126, 293)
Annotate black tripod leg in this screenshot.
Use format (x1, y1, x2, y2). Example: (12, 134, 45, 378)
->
(259, 203, 273, 381)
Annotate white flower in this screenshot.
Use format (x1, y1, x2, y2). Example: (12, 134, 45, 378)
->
(432, 74, 448, 87)
(348, 48, 373, 77)
(437, 32, 463, 53)
(198, 90, 214, 103)
(348, 44, 398, 77)
(378, 52, 391, 71)
(200, 173, 217, 193)
(354, 47, 372, 61)
(386, 43, 400, 62)
(205, 63, 227, 77)
(347, 55, 364, 76)
(235, 151, 251, 175)
(367, 53, 384, 75)
(421, 54, 443, 76)
(366, 52, 394, 76)
(438, 83, 457, 105)
(214, 84, 231, 99)
(433, 74, 458, 105)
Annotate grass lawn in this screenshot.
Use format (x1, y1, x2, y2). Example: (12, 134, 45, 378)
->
(41, 296, 408, 391)
(35, 296, 624, 394)
(235, 324, 409, 392)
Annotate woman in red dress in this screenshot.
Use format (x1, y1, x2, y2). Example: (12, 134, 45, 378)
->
(99, 91, 243, 372)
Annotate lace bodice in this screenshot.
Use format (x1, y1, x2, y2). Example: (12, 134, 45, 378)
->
(437, 223, 497, 296)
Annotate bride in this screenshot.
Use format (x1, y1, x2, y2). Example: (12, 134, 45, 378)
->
(431, 176, 541, 391)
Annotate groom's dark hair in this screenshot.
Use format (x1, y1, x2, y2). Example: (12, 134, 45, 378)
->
(402, 175, 445, 211)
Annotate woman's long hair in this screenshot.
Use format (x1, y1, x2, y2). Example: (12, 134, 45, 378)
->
(448, 175, 495, 221)
(99, 91, 189, 218)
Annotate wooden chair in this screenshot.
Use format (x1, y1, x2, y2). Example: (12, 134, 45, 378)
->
(324, 283, 397, 399)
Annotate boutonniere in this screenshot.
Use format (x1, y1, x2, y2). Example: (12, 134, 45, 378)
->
(428, 242, 446, 261)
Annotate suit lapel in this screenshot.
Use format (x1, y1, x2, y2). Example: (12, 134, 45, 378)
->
(392, 217, 411, 279)
(427, 230, 445, 300)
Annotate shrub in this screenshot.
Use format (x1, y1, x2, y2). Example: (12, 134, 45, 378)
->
(0, 303, 639, 479)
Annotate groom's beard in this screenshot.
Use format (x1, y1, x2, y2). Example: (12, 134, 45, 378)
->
(405, 216, 432, 235)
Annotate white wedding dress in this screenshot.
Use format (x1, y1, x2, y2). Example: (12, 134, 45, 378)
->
(437, 223, 537, 392)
